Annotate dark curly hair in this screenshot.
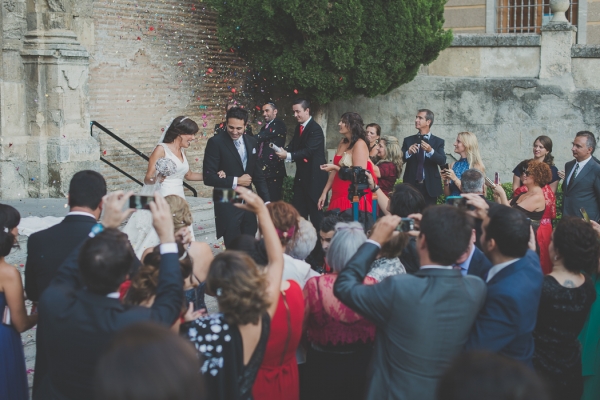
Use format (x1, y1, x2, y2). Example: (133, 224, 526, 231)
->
(206, 251, 269, 326)
(553, 217, 600, 275)
(162, 116, 199, 143)
(525, 160, 552, 187)
(0, 204, 20, 257)
(340, 112, 367, 149)
(125, 243, 193, 306)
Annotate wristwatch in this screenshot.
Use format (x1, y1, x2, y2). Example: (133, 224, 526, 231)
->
(372, 185, 380, 192)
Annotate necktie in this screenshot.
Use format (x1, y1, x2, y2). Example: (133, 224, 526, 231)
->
(299, 125, 304, 137)
(234, 139, 247, 170)
(416, 136, 425, 182)
(568, 163, 580, 190)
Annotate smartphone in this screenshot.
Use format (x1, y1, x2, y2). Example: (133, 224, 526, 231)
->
(2, 306, 11, 326)
(446, 196, 467, 208)
(129, 195, 154, 210)
(580, 207, 591, 223)
(494, 172, 500, 185)
(213, 188, 243, 204)
(442, 163, 449, 171)
(269, 143, 282, 152)
(484, 177, 496, 188)
(396, 218, 415, 232)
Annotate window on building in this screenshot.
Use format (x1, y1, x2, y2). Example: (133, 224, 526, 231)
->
(496, 0, 578, 33)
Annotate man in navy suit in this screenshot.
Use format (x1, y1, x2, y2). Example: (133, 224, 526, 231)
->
(401, 109, 446, 205)
(466, 204, 543, 366)
(454, 228, 493, 281)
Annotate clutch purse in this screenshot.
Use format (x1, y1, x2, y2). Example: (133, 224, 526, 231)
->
(2, 305, 11, 326)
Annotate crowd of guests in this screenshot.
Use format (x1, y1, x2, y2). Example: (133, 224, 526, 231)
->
(1, 102, 600, 400)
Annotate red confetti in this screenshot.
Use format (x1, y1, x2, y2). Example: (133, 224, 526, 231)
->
(255, 106, 261, 111)
(339, 77, 343, 81)
(137, 36, 141, 40)
(19, 264, 24, 267)
(149, 26, 155, 31)
(231, 88, 236, 93)
(229, 48, 235, 53)
(213, 244, 220, 248)
(103, 150, 107, 155)
(303, 158, 308, 163)
(195, 158, 199, 162)
(9, 143, 13, 147)
(192, 6, 196, 11)
(127, 100, 130, 102)
(294, 89, 298, 94)
(161, 128, 165, 132)
(207, 68, 213, 73)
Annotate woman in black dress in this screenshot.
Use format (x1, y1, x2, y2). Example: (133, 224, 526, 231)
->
(532, 217, 599, 400)
(181, 188, 284, 400)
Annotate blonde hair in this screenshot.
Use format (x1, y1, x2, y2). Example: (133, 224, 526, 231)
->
(164, 195, 193, 230)
(457, 132, 485, 173)
(377, 135, 404, 177)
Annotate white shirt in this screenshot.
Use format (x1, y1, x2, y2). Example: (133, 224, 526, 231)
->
(420, 265, 453, 270)
(486, 258, 521, 283)
(456, 245, 476, 276)
(566, 155, 592, 186)
(232, 137, 247, 189)
(286, 117, 313, 162)
(67, 211, 97, 219)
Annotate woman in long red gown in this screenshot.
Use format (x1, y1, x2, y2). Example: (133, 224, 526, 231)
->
(252, 280, 304, 400)
(318, 112, 377, 213)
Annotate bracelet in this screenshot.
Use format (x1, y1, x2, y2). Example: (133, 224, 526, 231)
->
(372, 185, 380, 192)
(89, 223, 104, 238)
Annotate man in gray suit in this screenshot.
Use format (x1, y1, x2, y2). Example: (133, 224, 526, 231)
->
(334, 206, 487, 400)
(562, 131, 600, 221)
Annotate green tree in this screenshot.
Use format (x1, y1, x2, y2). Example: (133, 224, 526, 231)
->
(207, 0, 453, 104)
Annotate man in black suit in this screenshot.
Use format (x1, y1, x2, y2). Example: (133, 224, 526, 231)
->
(255, 102, 287, 201)
(204, 106, 270, 246)
(401, 109, 446, 205)
(561, 131, 600, 221)
(25, 170, 106, 397)
(275, 98, 328, 231)
(38, 192, 183, 400)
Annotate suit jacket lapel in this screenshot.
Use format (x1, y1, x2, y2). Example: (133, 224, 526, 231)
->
(568, 159, 593, 191)
(224, 135, 244, 169)
(563, 160, 575, 192)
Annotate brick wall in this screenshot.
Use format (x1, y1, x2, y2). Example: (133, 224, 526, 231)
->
(89, 0, 251, 196)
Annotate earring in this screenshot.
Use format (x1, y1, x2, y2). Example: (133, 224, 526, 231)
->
(554, 255, 558, 261)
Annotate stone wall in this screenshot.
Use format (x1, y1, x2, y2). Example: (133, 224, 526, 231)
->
(87, 0, 250, 196)
(323, 28, 600, 184)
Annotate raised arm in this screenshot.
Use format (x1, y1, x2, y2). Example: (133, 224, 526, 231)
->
(234, 188, 283, 318)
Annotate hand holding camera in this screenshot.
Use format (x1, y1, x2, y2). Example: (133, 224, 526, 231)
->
(369, 215, 402, 245)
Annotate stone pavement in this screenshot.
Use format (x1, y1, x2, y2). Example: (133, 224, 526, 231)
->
(2, 197, 221, 396)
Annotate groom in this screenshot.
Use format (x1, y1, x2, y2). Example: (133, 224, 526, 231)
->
(203, 107, 270, 246)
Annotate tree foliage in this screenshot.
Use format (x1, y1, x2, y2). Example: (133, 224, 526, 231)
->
(207, 0, 453, 104)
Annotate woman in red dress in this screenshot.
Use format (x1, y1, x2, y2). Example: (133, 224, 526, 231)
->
(252, 280, 304, 400)
(318, 112, 377, 213)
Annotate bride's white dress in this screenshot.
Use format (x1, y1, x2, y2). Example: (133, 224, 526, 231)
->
(122, 143, 194, 258)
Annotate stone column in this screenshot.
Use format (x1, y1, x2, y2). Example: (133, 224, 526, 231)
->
(18, 0, 98, 198)
(539, 23, 577, 80)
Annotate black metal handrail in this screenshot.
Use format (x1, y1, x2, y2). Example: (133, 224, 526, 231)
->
(90, 121, 198, 197)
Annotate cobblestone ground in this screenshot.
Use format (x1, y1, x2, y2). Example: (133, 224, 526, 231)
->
(4, 198, 221, 397)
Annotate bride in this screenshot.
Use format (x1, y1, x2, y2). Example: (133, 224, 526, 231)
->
(123, 116, 220, 257)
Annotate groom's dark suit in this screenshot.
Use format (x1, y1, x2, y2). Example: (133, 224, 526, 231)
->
(204, 131, 270, 246)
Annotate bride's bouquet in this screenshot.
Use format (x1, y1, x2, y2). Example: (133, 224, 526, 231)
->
(140, 158, 177, 195)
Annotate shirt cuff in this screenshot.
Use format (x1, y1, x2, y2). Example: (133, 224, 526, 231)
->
(366, 239, 382, 249)
(286, 153, 292, 162)
(405, 151, 412, 159)
(264, 201, 271, 205)
(425, 148, 435, 158)
(232, 177, 238, 189)
(160, 243, 178, 254)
